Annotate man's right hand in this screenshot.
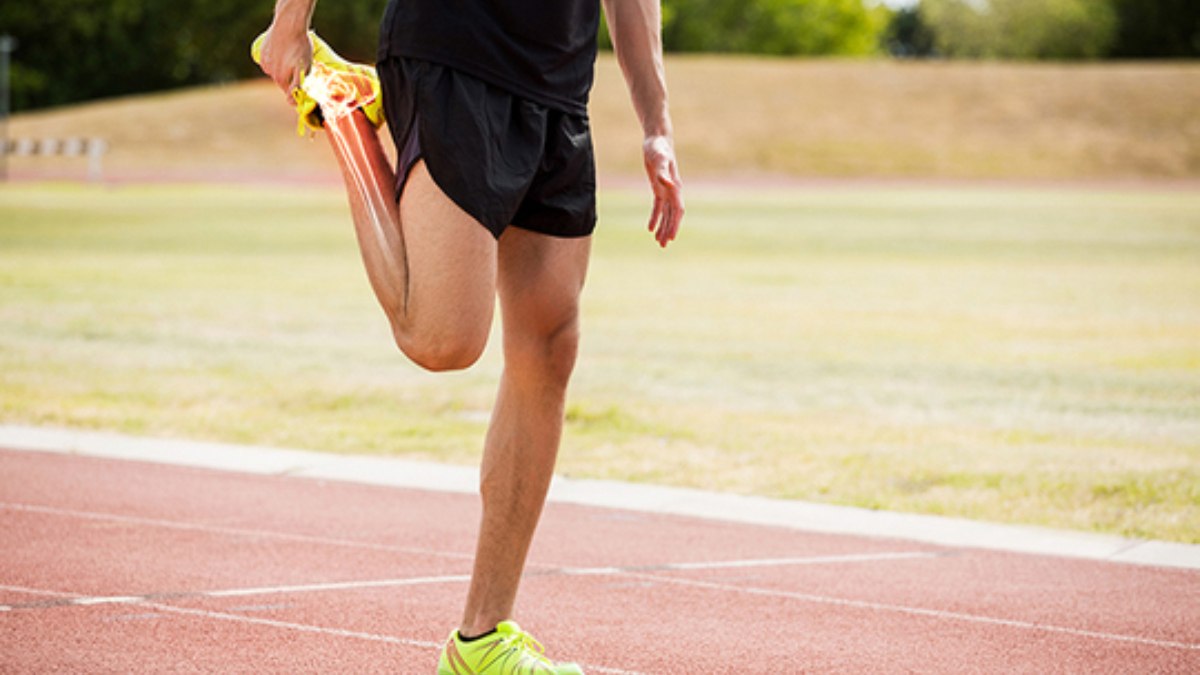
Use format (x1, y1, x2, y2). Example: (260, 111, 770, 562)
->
(643, 135, 684, 248)
(258, 26, 314, 104)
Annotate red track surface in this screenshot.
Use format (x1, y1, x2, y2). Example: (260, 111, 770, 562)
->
(2, 448, 1197, 673)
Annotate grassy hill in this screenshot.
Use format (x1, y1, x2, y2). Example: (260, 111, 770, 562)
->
(8, 55, 1200, 182)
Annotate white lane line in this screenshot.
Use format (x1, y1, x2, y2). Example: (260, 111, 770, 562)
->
(549, 550, 939, 576)
(2, 550, 936, 609)
(146, 602, 648, 674)
(148, 601, 443, 650)
(0, 573, 475, 609)
(0, 583, 648, 674)
(0, 581, 433, 649)
(586, 666, 649, 675)
(2, 502, 938, 578)
(657, 550, 940, 571)
(15, 499, 1184, 654)
(191, 551, 939, 602)
(71, 596, 142, 606)
(4, 583, 441, 649)
(1, 501, 475, 561)
(559, 566, 624, 576)
(0, 583, 79, 600)
(202, 574, 472, 599)
(628, 572, 1200, 652)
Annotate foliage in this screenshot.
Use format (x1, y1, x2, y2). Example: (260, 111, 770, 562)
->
(659, 0, 887, 55)
(3, 0, 1196, 112)
(881, 7, 937, 57)
(0, 0, 385, 112)
(918, 0, 1119, 59)
(3, 0, 889, 112)
(1108, 0, 1200, 57)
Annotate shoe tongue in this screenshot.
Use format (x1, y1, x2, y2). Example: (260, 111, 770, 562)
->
(494, 620, 522, 635)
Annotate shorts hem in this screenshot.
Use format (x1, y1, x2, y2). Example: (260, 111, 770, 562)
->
(381, 56, 597, 241)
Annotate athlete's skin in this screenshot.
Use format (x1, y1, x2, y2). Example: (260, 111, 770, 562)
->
(258, 0, 683, 641)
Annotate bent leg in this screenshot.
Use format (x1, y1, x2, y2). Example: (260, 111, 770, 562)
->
(459, 227, 591, 635)
(324, 111, 496, 371)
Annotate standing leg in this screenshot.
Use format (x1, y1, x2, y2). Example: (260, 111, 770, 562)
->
(458, 227, 592, 636)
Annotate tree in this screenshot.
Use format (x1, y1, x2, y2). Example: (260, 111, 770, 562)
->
(921, 0, 1118, 59)
(1108, 0, 1200, 57)
(882, 6, 937, 57)
(3, 0, 955, 112)
(0, 0, 385, 112)
(660, 0, 888, 56)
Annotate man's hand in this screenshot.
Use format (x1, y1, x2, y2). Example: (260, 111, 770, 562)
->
(603, 0, 683, 248)
(258, 27, 314, 105)
(644, 135, 684, 248)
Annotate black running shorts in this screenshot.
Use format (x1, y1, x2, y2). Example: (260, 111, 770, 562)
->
(377, 57, 597, 239)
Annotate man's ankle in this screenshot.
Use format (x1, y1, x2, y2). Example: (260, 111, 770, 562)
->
(457, 626, 499, 642)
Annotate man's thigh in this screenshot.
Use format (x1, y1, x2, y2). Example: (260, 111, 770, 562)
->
(496, 227, 591, 359)
(399, 161, 498, 350)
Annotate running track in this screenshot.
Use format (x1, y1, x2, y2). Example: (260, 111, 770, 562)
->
(1, 433, 1197, 673)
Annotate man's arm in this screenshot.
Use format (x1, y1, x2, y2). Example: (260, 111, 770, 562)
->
(258, 0, 319, 98)
(602, 0, 684, 248)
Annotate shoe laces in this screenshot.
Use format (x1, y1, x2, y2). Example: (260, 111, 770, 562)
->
(515, 630, 547, 658)
(499, 629, 553, 672)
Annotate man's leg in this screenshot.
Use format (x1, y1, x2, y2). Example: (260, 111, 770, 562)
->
(324, 110, 497, 371)
(458, 227, 591, 636)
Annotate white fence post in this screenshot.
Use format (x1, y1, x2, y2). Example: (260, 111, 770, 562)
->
(3, 137, 108, 182)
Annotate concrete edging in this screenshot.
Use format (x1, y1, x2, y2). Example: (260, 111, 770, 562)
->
(1, 424, 1196, 571)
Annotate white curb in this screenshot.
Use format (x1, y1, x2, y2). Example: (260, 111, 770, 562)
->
(1, 425, 1196, 571)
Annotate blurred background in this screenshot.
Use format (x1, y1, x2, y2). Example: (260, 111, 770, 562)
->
(3, 0, 1198, 181)
(1, 1, 1197, 543)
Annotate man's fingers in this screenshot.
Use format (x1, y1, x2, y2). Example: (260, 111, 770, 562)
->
(648, 197, 663, 233)
(655, 203, 665, 246)
(666, 205, 682, 243)
(642, 140, 684, 248)
(655, 200, 676, 247)
(657, 166, 684, 244)
(662, 205, 681, 247)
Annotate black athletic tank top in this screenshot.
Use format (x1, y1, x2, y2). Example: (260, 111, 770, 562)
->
(378, 0, 601, 116)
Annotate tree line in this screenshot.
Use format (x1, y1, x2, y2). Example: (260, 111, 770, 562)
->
(887, 0, 1199, 60)
(2, 0, 1196, 112)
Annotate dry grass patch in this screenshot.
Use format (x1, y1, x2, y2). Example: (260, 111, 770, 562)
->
(595, 57, 1200, 179)
(8, 57, 1200, 181)
(3, 183, 1196, 541)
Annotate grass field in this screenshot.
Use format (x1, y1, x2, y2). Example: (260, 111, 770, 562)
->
(2, 182, 1197, 542)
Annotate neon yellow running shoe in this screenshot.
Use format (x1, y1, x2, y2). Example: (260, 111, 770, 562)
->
(250, 30, 384, 136)
(437, 621, 584, 675)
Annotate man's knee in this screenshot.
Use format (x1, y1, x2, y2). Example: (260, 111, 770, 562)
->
(507, 314, 580, 387)
(394, 324, 489, 372)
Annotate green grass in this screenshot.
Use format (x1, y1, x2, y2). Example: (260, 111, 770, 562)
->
(2, 182, 1198, 542)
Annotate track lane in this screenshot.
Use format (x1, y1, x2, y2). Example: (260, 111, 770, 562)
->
(2, 448, 1197, 673)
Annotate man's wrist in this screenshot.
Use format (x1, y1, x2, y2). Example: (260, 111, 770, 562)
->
(271, 0, 316, 35)
(642, 129, 674, 150)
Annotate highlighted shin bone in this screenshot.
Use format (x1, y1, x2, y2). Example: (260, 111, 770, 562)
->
(323, 110, 408, 309)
